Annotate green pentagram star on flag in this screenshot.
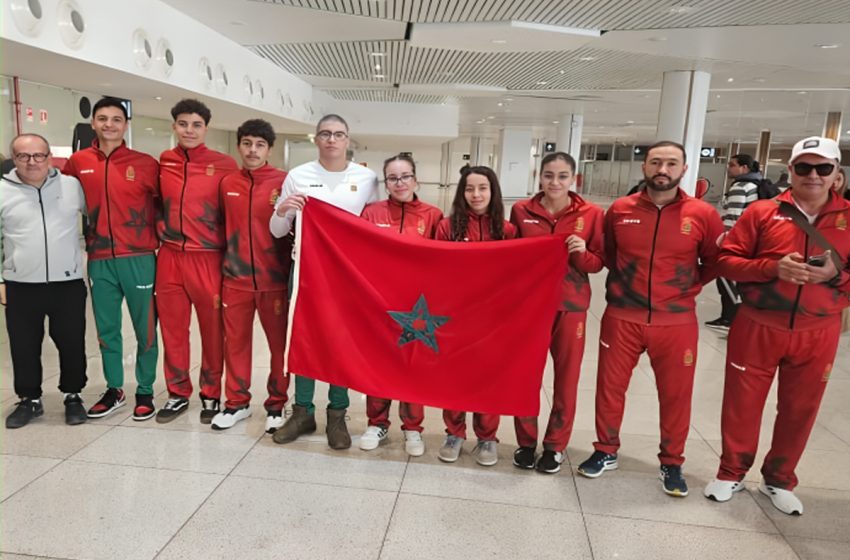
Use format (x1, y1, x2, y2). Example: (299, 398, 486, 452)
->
(388, 294, 450, 352)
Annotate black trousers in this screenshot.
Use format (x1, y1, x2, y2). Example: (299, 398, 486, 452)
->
(716, 277, 740, 322)
(4, 280, 88, 398)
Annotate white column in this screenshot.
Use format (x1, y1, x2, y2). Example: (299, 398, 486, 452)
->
(557, 114, 583, 163)
(823, 111, 843, 142)
(496, 127, 534, 199)
(469, 135, 482, 166)
(655, 70, 711, 195)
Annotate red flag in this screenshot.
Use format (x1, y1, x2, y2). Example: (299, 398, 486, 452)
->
(285, 200, 568, 416)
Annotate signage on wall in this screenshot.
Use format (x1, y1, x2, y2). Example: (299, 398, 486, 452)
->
(544, 142, 557, 152)
(462, 154, 470, 160)
(39, 110, 48, 124)
(25, 107, 33, 122)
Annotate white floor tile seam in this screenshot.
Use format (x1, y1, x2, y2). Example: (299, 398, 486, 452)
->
(113, 420, 270, 438)
(0, 551, 76, 560)
(377, 457, 412, 560)
(817, 422, 850, 448)
(581, 509, 786, 538)
(396, 486, 585, 515)
(226, 468, 408, 495)
(744, 490, 812, 558)
(566, 458, 599, 560)
(150, 429, 267, 560)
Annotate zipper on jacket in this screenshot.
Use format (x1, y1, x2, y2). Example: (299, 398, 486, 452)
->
(478, 215, 484, 241)
(37, 188, 50, 283)
(248, 172, 258, 291)
(103, 152, 116, 258)
(178, 148, 190, 251)
(399, 202, 406, 234)
(645, 206, 664, 323)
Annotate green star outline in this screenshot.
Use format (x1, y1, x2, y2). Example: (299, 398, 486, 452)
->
(387, 294, 450, 353)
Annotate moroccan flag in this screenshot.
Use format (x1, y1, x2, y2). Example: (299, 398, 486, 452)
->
(285, 200, 568, 416)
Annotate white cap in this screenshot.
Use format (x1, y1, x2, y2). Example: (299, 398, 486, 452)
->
(789, 136, 842, 164)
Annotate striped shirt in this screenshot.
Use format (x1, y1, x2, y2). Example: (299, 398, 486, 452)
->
(721, 180, 758, 229)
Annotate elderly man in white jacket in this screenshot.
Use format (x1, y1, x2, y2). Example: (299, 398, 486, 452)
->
(1, 133, 88, 428)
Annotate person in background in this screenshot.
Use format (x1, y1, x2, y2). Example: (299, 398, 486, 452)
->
(2, 134, 88, 428)
(510, 152, 604, 474)
(63, 97, 160, 422)
(435, 166, 516, 467)
(358, 153, 443, 457)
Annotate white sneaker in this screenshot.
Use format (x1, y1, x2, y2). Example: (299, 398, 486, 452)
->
(759, 481, 804, 515)
(471, 440, 499, 467)
(438, 435, 464, 463)
(265, 412, 285, 434)
(403, 430, 425, 457)
(211, 407, 251, 430)
(359, 425, 388, 451)
(704, 478, 745, 502)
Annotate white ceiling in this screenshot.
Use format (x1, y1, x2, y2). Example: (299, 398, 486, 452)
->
(163, 1, 850, 145)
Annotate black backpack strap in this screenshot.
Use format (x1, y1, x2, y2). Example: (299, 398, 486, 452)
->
(776, 200, 844, 270)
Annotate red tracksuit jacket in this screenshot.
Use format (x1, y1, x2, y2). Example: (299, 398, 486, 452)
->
(510, 192, 604, 311)
(63, 141, 159, 260)
(604, 188, 724, 325)
(361, 196, 443, 238)
(718, 189, 850, 330)
(159, 144, 238, 251)
(220, 165, 292, 291)
(435, 213, 517, 242)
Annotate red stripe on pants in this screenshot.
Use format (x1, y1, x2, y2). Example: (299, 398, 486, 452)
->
(443, 410, 499, 441)
(366, 397, 424, 432)
(717, 313, 839, 490)
(155, 246, 224, 399)
(222, 286, 290, 411)
(593, 311, 698, 466)
(514, 311, 586, 452)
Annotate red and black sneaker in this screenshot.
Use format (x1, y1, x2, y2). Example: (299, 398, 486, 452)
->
(86, 388, 126, 418)
(133, 394, 156, 421)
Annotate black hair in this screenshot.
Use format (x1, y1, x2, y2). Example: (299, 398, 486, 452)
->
(383, 153, 416, 177)
(316, 114, 349, 132)
(731, 153, 759, 173)
(93, 97, 129, 120)
(237, 119, 275, 147)
(540, 151, 577, 173)
(170, 98, 211, 125)
(449, 166, 505, 241)
(645, 141, 687, 164)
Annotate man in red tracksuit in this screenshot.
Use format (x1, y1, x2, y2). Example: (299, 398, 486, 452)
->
(577, 141, 724, 498)
(62, 97, 160, 421)
(210, 119, 292, 433)
(705, 136, 850, 515)
(510, 151, 605, 475)
(155, 99, 238, 424)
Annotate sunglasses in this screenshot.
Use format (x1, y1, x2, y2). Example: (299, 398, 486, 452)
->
(792, 162, 835, 177)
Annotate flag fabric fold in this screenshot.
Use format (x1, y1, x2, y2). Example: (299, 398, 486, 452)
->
(285, 199, 568, 416)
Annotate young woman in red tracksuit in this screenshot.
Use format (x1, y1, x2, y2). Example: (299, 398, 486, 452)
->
(509, 152, 604, 474)
(435, 166, 516, 467)
(358, 154, 443, 457)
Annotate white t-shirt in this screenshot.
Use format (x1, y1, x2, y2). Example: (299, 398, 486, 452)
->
(270, 160, 378, 238)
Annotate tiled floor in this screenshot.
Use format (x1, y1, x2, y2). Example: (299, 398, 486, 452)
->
(2, 273, 849, 560)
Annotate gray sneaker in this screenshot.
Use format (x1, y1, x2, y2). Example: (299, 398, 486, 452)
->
(472, 440, 499, 466)
(438, 435, 464, 463)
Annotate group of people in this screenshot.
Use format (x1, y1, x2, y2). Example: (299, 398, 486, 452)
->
(1, 97, 848, 518)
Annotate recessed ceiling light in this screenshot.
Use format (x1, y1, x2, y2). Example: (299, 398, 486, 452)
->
(753, 77, 767, 83)
(798, 91, 807, 94)
(648, 36, 667, 42)
(715, 94, 721, 98)
(497, 102, 503, 106)
(491, 39, 507, 44)
(504, 97, 513, 102)
(726, 77, 734, 82)
(154, 96, 162, 100)
(370, 52, 384, 57)
(375, 64, 381, 70)
(815, 43, 840, 49)
(487, 115, 495, 119)
(626, 120, 635, 124)
(668, 6, 694, 14)
(374, 74, 385, 79)
(144, 127, 153, 131)
(559, 70, 565, 74)
(552, 120, 560, 124)
(536, 80, 548, 85)
(578, 56, 596, 61)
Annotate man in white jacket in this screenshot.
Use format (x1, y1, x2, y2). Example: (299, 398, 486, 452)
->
(1, 134, 89, 428)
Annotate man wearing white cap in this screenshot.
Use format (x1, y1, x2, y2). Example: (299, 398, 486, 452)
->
(704, 136, 849, 515)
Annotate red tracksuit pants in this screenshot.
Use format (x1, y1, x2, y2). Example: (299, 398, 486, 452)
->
(222, 286, 290, 412)
(367, 397, 424, 432)
(443, 410, 499, 441)
(716, 313, 839, 490)
(594, 312, 698, 466)
(515, 311, 586, 452)
(155, 246, 224, 400)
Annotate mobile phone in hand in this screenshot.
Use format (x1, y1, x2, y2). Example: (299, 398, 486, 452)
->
(807, 254, 828, 267)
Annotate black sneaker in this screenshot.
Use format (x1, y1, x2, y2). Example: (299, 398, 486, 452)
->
(155, 397, 189, 423)
(660, 465, 689, 497)
(133, 394, 156, 421)
(577, 450, 618, 478)
(513, 446, 536, 469)
(87, 388, 126, 418)
(704, 318, 731, 330)
(5, 398, 44, 429)
(535, 450, 565, 474)
(199, 395, 220, 424)
(64, 393, 87, 425)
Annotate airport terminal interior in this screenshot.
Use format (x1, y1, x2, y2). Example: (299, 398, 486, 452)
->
(2, 1, 850, 559)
